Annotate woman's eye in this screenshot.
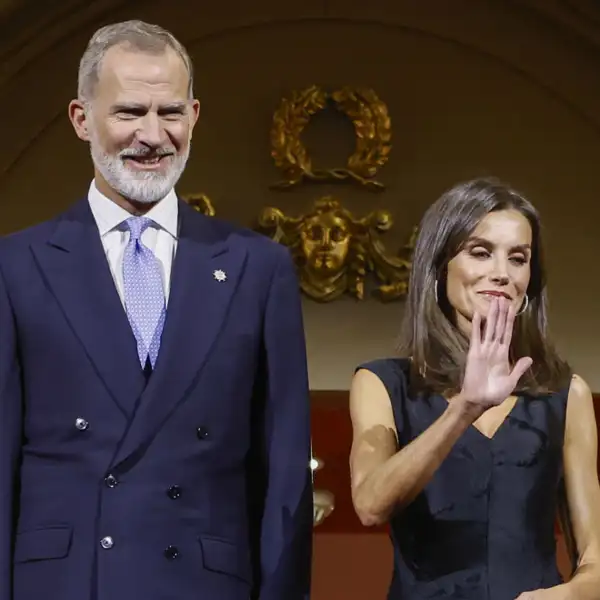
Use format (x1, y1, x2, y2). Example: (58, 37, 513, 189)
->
(470, 249, 489, 259)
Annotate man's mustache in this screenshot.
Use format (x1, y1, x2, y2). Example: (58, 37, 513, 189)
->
(119, 147, 175, 158)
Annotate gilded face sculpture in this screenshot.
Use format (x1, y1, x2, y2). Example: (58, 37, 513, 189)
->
(300, 211, 351, 276)
(256, 196, 415, 302)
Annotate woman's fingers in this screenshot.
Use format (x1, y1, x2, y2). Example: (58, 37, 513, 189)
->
(494, 297, 509, 344)
(470, 310, 482, 349)
(510, 356, 533, 388)
(501, 301, 517, 346)
(483, 297, 499, 344)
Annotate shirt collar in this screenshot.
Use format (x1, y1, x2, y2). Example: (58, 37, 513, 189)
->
(87, 179, 179, 238)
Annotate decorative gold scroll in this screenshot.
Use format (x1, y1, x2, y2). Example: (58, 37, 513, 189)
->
(182, 193, 216, 216)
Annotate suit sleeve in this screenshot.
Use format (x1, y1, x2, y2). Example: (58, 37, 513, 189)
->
(0, 259, 22, 598)
(254, 247, 313, 600)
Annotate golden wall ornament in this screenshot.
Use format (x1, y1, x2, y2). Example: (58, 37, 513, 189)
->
(182, 193, 216, 216)
(313, 489, 335, 527)
(310, 455, 335, 527)
(257, 196, 416, 302)
(270, 85, 392, 191)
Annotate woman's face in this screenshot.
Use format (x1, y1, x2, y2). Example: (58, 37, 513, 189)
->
(445, 209, 532, 335)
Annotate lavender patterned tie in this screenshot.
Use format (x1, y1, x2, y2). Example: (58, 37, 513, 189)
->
(122, 216, 166, 369)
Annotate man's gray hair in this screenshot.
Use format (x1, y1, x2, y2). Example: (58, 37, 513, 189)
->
(77, 20, 194, 102)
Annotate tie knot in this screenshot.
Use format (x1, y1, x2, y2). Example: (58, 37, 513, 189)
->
(124, 216, 153, 242)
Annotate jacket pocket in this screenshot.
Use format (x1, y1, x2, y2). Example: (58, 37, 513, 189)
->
(198, 535, 252, 584)
(14, 525, 72, 563)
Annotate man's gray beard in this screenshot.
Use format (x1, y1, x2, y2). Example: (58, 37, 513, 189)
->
(89, 135, 189, 205)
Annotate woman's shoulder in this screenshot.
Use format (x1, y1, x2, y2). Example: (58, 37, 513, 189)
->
(356, 357, 410, 378)
(564, 374, 595, 422)
(568, 373, 591, 397)
(354, 357, 412, 400)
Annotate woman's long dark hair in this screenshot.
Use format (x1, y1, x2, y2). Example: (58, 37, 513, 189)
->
(398, 177, 570, 395)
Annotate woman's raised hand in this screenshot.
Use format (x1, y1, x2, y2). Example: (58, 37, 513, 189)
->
(459, 297, 532, 413)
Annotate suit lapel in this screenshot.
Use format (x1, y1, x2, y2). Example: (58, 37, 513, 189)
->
(32, 199, 146, 417)
(112, 201, 248, 469)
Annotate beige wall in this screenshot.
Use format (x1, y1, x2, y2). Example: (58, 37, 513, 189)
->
(0, 0, 599, 389)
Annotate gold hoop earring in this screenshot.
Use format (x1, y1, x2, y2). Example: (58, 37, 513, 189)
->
(516, 294, 529, 316)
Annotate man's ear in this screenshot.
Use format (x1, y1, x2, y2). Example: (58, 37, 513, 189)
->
(68, 99, 91, 142)
(190, 98, 200, 130)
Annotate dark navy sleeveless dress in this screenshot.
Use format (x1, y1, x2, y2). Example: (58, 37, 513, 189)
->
(358, 358, 572, 600)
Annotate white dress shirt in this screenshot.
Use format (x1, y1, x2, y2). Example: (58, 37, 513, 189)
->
(87, 180, 179, 306)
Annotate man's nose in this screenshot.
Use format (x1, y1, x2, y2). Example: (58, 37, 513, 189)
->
(136, 113, 164, 147)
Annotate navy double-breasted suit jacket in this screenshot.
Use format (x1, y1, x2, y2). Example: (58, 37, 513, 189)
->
(0, 197, 313, 599)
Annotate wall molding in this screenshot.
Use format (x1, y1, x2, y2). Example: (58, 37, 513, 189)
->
(1, 0, 600, 181)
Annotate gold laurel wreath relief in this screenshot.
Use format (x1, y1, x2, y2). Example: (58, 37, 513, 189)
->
(270, 85, 392, 191)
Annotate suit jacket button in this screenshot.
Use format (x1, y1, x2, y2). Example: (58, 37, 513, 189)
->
(164, 545, 179, 559)
(100, 536, 114, 549)
(167, 485, 182, 500)
(105, 474, 118, 488)
(75, 418, 89, 431)
(196, 426, 209, 440)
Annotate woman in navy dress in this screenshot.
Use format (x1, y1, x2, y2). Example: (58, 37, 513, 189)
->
(349, 178, 600, 599)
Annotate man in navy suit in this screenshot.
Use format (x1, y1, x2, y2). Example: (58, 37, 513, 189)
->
(0, 19, 313, 600)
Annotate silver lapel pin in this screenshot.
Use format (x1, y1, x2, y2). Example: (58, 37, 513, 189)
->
(213, 269, 227, 282)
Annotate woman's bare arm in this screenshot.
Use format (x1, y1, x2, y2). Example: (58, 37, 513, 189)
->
(349, 369, 475, 526)
(516, 375, 600, 600)
(350, 299, 533, 527)
(556, 375, 600, 599)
